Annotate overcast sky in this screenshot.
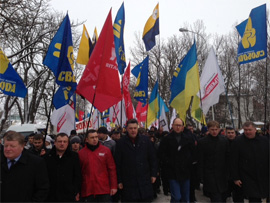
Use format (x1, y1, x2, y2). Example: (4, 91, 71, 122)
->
(49, 0, 269, 61)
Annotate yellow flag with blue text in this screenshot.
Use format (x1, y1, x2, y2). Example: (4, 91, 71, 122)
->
(237, 4, 267, 64)
(43, 14, 77, 109)
(169, 41, 200, 123)
(143, 3, 159, 51)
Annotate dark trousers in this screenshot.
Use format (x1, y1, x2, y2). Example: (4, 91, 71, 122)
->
(248, 197, 262, 203)
(161, 165, 170, 195)
(190, 163, 199, 202)
(209, 192, 227, 203)
(81, 194, 110, 202)
(111, 190, 121, 202)
(232, 185, 244, 203)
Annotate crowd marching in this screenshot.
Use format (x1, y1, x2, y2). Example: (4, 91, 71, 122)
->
(0, 119, 269, 202)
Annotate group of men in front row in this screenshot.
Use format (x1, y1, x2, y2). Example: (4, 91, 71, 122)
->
(1, 118, 269, 202)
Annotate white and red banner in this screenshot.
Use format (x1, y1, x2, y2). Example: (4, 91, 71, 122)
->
(200, 47, 225, 115)
(75, 119, 93, 134)
(51, 104, 75, 135)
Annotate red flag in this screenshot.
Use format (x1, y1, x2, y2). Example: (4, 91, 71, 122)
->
(76, 10, 122, 112)
(125, 92, 135, 120)
(78, 110, 84, 121)
(136, 102, 148, 123)
(122, 63, 134, 120)
(122, 62, 130, 95)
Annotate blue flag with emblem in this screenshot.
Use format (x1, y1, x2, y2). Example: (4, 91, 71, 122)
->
(131, 56, 149, 105)
(0, 48, 27, 98)
(237, 4, 267, 65)
(43, 14, 77, 109)
(113, 2, 126, 75)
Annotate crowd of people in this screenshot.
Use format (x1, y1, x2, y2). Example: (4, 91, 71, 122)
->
(0, 119, 269, 202)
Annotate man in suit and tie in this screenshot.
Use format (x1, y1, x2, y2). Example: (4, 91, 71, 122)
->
(1, 131, 49, 202)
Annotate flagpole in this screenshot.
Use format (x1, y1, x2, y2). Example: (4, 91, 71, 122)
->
(264, 56, 268, 134)
(86, 93, 96, 132)
(224, 87, 235, 129)
(83, 97, 86, 134)
(112, 106, 121, 127)
(44, 82, 56, 150)
(158, 25, 161, 130)
(120, 74, 123, 127)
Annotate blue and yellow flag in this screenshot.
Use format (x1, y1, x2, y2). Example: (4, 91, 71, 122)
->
(113, 2, 126, 75)
(131, 56, 149, 105)
(237, 4, 267, 65)
(169, 41, 200, 122)
(0, 48, 27, 98)
(102, 109, 110, 120)
(43, 14, 77, 109)
(157, 95, 169, 118)
(143, 3, 159, 51)
(147, 81, 159, 127)
(236, 19, 248, 38)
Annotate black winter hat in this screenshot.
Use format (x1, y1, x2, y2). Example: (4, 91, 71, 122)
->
(97, 127, 108, 134)
(70, 136, 81, 144)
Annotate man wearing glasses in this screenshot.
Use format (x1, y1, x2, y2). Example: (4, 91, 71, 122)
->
(158, 118, 196, 203)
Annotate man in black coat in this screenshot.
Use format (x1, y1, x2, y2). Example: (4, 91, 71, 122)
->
(197, 121, 229, 202)
(158, 118, 195, 203)
(1, 131, 49, 202)
(225, 126, 244, 202)
(230, 121, 269, 202)
(44, 133, 82, 202)
(114, 119, 158, 202)
(28, 133, 49, 156)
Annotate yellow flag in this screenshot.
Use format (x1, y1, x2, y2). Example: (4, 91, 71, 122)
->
(76, 24, 90, 65)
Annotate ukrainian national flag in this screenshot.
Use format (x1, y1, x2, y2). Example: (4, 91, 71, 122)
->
(142, 3, 159, 51)
(169, 41, 200, 122)
(147, 81, 159, 127)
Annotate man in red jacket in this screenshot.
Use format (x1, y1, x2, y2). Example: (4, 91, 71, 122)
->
(78, 129, 117, 202)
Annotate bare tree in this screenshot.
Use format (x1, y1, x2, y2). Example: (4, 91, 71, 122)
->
(0, 0, 84, 132)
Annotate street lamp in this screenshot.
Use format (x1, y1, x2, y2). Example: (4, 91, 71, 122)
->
(179, 28, 207, 43)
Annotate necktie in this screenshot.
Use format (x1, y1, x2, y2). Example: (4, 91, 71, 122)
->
(9, 160, 15, 169)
